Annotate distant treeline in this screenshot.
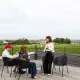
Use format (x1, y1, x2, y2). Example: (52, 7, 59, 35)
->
(53, 38, 71, 44)
(0, 38, 71, 45)
(5, 38, 31, 45)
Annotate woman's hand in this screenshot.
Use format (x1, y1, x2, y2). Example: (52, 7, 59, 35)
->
(12, 56, 17, 59)
(12, 55, 18, 59)
(46, 46, 49, 49)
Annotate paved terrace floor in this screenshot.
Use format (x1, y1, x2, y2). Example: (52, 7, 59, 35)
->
(0, 60, 80, 80)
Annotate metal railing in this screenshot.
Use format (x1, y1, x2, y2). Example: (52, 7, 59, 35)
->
(0, 46, 80, 56)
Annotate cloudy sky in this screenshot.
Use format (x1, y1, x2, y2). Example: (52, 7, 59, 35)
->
(0, 0, 80, 40)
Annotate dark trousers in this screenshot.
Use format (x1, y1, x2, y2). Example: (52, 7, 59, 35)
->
(18, 61, 37, 77)
(43, 51, 53, 74)
(29, 62, 37, 77)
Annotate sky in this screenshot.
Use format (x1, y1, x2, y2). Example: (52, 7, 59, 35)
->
(0, 0, 80, 40)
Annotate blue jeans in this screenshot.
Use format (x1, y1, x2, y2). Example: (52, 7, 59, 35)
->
(29, 62, 37, 77)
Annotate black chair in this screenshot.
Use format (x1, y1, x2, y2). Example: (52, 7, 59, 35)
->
(1, 57, 9, 76)
(1, 57, 12, 77)
(52, 54, 69, 77)
(15, 60, 30, 80)
(1, 57, 18, 77)
(36, 51, 46, 72)
(36, 51, 46, 60)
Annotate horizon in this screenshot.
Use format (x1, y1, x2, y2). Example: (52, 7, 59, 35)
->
(0, 38, 80, 41)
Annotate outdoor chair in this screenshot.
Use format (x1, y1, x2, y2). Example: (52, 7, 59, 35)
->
(1, 57, 17, 77)
(52, 54, 69, 77)
(15, 60, 30, 80)
(36, 51, 46, 72)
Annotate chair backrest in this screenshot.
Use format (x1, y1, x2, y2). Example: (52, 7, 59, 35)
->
(54, 54, 67, 66)
(18, 60, 30, 69)
(54, 57, 59, 65)
(58, 54, 67, 66)
(36, 51, 46, 60)
(2, 57, 11, 66)
(37, 50, 54, 60)
(62, 54, 67, 65)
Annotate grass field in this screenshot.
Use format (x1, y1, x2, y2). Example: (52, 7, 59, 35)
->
(0, 44, 80, 56)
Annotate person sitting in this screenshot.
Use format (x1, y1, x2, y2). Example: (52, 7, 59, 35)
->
(2, 43, 13, 58)
(2, 43, 18, 66)
(2, 44, 19, 75)
(17, 45, 37, 79)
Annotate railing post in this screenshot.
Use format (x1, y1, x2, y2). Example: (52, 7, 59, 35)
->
(12, 47, 13, 56)
(64, 47, 66, 54)
(34, 45, 38, 60)
(74, 43, 75, 54)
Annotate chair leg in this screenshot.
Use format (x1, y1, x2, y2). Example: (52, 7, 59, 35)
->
(51, 63, 54, 74)
(41, 66, 42, 71)
(52, 64, 55, 74)
(10, 66, 13, 77)
(55, 67, 56, 70)
(59, 66, 61, 73)
(7, 66, 9, 73)
(41, 65, 44, 73)
(62, 66, 64, 77)
(53, 63, 56, 70)
(26, 69, 28, 76)
(18, 73, 21, 80)
(15, 67, 19, 78)
(1, 65, 4, 76)
(66, 65, 69, 74)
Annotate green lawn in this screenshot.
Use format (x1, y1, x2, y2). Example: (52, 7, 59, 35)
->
(54, 44, 80, 54)
(0, 44, 80, 56)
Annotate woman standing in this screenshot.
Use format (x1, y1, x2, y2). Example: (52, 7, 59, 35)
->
(43, 36, 55, 75)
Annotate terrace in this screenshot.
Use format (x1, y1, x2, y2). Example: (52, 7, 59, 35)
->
(0, 48, 80, 80)
(0, 60, 80, 80)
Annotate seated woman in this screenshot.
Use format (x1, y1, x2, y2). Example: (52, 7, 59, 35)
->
(17, 45, 37, 79)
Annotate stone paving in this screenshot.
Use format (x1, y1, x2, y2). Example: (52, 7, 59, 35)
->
(0, 60, 80, 80)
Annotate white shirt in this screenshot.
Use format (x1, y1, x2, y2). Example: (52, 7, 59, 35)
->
(2, 49, 12, 58)
(44, 42, 55, 52)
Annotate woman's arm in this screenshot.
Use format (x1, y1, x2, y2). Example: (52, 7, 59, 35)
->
(25, 53, 30, 61)
(44, 44, 48, 52)
(17, 54, 22, 59)
(44, 43, 55, 52)
(49, 43, 55, 52)
(49, 43, 54, 51)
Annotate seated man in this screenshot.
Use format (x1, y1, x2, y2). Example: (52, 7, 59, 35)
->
(2, 44, 18, 66)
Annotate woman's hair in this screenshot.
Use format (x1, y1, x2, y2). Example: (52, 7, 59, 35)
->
(19, 45, 27, 54)
(46, 36, 52, 42)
